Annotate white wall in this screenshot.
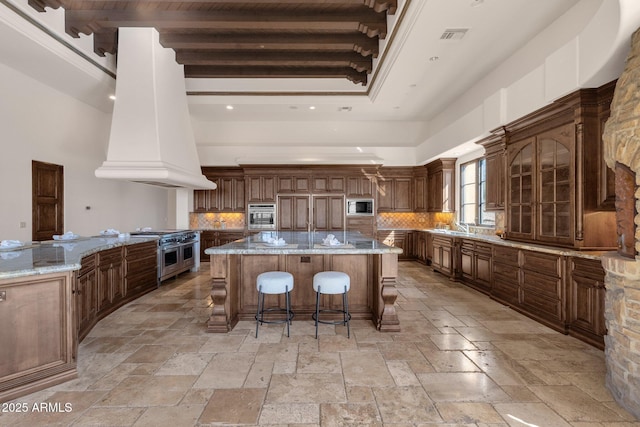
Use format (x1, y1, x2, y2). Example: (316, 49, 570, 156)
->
(416, 0, 640, 164)
(0, 62, 170, 241)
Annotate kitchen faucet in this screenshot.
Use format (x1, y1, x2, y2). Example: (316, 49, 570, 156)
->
(454, 221, 470, 234)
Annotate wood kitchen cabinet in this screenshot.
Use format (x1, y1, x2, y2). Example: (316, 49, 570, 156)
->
(427, 158, 456, 212)
(414, 231, 429, 264)
(96, 247, 124, 317)
(413, 166, 428, 212)
(125, 240, 158, 298)
(378, 230, 411, 260)
(76, 255, 98, 341)
(491, 245, 520, 306)
(490, 244, 565, 333)
(0, 272, 76, 402)
(346, 175, 375, 198)
(377, 168, 413, 212)
(430, 234, 456, 279)
(477, 132, 506, 210)
(503, 84, 616, 250)
(196, 168, 246, 212)
(246, 176, 276, 203)
(278, 195, 311, 231)
(520, 250, 564, 330)
(312, 195, 345, 231)
(567, 257, 606, 349)
(312, 175, 345, 193)
(346, 216, 375, 237)
(277, 176, 310, 193)
(200, 230, 246, 259)
(459, 239, 492, 294)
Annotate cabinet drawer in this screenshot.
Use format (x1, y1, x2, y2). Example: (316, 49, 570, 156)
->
(98, 248, 123, 265)
(493, 261, 519, 282)
(475, 243, 492, 254)
(493, 246, 519, 265)
(521, 270, 562, 301)
(79, 255, 96, 276)
(570, 257, 605, 280)
(492, 277, 519, 305)
(522, 251, 561, 277)
(461, 241, 474, 252)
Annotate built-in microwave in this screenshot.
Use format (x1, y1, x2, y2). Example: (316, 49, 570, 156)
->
(248, 203, 277, 230)
(346, 199, 374, 216)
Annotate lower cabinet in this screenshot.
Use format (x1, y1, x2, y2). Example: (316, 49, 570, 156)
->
(460, 239, 492, 294)
(0, 272, 76, 402)
(414, 231, 429, 264)
(201, 230, 246, 259)
(378, 230, 412, 260)
(76, 241, 158, 342)
(430, 233, 606, 348)
(567, 257, 606, 349)
(431, 235, 456, 279)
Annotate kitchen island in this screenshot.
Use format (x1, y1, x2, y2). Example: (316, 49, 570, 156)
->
(204, 231, 403, 333)
(0, 236, 158, 402)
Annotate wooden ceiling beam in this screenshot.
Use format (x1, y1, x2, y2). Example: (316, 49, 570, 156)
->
(175, 51, 372, 72)
(64, 10, 388, 38)
(160, 33, 379, 57)
(59, 0, 397, 14)
(184, 65, 368, 85)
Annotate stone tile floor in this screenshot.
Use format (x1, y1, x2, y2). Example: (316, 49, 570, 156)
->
(2, 261, 639, 426)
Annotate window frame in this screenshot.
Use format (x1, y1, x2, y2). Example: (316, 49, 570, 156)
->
(460, 158, 494, 226)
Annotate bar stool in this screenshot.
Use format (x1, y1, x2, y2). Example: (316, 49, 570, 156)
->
(312, 271, 351, 339)
(255, 271, 294, 338)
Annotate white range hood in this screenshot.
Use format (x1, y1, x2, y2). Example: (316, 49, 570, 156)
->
(95, 28, 216, 190)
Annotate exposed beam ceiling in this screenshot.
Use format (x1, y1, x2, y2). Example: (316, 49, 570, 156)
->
(27, 0, 398, 85)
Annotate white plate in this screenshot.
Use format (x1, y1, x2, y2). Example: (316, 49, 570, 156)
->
(53, 235, 79, 241)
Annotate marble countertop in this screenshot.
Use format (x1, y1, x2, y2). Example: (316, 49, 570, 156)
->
(205, 231, 403, 255)
(0, 236, 158, 280)
(423, 229, 609, 260)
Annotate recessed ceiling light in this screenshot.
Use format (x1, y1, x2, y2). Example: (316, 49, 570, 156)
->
(289, 106, 298, 110)
(409, 84, 417, 88)
(338, 106, 352, 112)
(429, 56, 440, 62)
(470, 0, 484, 7)
(109, 94, 116, 100)
(226, 105, 234, 110)
(309, 106, 316, 110)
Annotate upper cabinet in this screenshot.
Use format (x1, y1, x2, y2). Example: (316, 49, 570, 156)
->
(346, 176, 375, 198)
(412, 166, 428, 212)
(194, 168, 245, 212)
(501, 82, 617, 249)
(427, 158, 456, 212)
(477, 131, 506, 211)
(377, 168, 413, 212)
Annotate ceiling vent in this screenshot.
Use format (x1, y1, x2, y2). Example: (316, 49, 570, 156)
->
(440, 28, 468, 40)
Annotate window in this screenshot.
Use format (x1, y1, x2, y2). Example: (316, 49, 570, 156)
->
(460, 158, 495, 226)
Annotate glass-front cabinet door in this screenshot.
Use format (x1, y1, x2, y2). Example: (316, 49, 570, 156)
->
(507, 138, 534, 240)
(537, 129, 573, 244)
(506, 123, 575, 246)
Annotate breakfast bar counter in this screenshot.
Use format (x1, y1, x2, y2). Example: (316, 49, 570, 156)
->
(204, 231, 403, 333)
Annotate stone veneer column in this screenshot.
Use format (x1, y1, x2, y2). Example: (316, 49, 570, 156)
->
(601, 27, 640, 419)
(601, 254, 640, 418)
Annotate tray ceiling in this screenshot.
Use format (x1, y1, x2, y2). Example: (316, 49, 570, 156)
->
(27, 0, 398, 85)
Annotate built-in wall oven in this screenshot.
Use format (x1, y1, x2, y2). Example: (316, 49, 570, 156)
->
(130, 230, 199, 283)
(248, 203, 276, 230)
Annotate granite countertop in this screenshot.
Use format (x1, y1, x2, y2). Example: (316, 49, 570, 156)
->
(425, 229, 608, 260)
(205, 231, 403, 255)
(0, 236, 158, 280)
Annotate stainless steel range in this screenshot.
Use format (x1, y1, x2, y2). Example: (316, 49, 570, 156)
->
(130, 229, 200, 282)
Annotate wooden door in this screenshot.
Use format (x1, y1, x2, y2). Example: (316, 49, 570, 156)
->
(32, 160, 64, 241)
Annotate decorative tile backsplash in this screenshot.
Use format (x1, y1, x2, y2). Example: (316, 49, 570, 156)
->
(190, 210, 503, 234)
(190, 213, 246, 230)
